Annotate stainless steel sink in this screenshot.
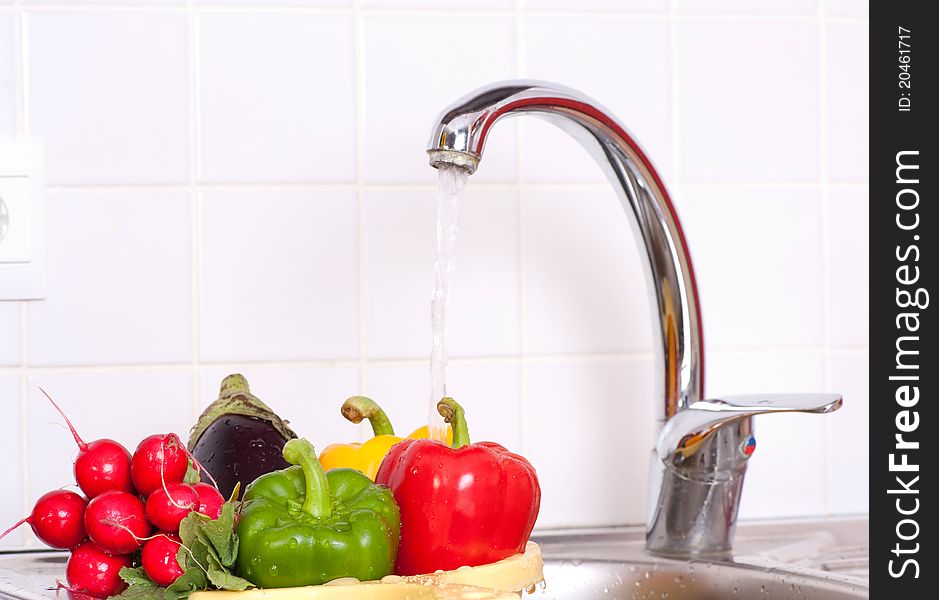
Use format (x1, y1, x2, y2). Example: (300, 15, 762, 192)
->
(532, 517, 869, 599)
(0, 518, 869, 599)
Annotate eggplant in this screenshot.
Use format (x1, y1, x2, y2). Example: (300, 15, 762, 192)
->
(188, 374, 297, 500)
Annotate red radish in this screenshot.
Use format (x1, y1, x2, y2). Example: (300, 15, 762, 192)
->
(0, 490, 87, 550)
(131, 433, 189, 496)
(141, 533, 185, 587)
(64, 542, 131, 598)
(145, 483, 198, 532)
(192, 482, 225, 519)
(84, 491, 151, 555)
(42, 388, 134, 498)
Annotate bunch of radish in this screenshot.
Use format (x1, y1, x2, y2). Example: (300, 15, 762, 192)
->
(0, 391, 225, 598)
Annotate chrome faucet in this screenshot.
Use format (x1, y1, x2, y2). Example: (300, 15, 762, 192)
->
(427, 81, 842, 557)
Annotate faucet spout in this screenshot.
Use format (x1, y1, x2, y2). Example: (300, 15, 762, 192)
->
(428, 81, 704, 423)
(427, 80, 840, 558)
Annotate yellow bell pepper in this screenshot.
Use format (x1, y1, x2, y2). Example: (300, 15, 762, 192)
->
(319, 396, 451, 480)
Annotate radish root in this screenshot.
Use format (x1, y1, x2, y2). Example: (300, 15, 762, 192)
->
(40, 387, 88, 451)
(0, 517, 29, 542)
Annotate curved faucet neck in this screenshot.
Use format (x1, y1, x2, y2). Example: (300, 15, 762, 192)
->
(428, 81, 844, 558)
(427, 81, 705, 423)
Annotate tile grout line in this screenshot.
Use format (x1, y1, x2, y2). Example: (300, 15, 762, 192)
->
(38, 179, 872, 194)
(513, 0, 529, 456)
(0, 346, 872, 377)
(817, 4, 834, 516)
(0, 346, 869, 375)
(9, 4, 870, 25)
(353, 0, 368, 401)
(186, 0, 202, 419)
(15, 0, 31, 548)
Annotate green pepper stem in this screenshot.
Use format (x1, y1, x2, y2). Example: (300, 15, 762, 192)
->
(219, 373, 251, 397)
(436, 397, 470, 449)
(341, 396, 395, 436)
(282, 439, 332, 519)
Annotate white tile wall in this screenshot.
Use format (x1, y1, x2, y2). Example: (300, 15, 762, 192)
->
(526, 0, 667, 10)
(0, 14, 14, 136)
(362, 13, 517, 183)
(526, 358, 653, 528)
(0, 302, 19, 365)
(368, 362, 523, 450)
(827, 351, 869, 514)
(196, 1, 348, 6)
(0, 374, 22, 549)
(365, 0, 511, 8)
(522, 16, 671, 182)
(826, 20, 869, 182)
(199, 189, 359, 362)
(26, 191, 193, 366)
(26, 11, 189, 185)
(525, 187, 653, 355)
(678, 185, 825, 350)
(365, 187, 519, 359)
(677, 19, 820, 182)
(0, 0, 869, 546)
(822, 0, 868, 17)
(677, 0, 817, 14)
(828, 186, 868, 348)
(198, 12, 356, 183)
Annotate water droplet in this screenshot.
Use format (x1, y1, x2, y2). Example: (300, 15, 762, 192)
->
(268, 565, 278, 577)
(288, 538, 298, 549)
(410, 466, 419, 476)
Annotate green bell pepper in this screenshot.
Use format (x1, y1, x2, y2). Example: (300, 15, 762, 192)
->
(234, 438, 400, 588)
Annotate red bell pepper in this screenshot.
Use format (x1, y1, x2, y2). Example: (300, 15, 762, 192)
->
(375, 397, 541, 575)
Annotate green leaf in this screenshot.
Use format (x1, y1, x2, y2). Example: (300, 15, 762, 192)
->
(200, 501, 238, 567)
(108, 567, 164, 600)
(206, 562, 253, 591)
(228, 482, 241, 504)
(178, 511, 211, 549)
(183, 459, 201, 485)
(164, 567, 208, 600)
(118, 567, 156, 588)
(164, 499, 252, 598)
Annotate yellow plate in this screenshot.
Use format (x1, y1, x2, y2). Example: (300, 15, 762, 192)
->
(381, 542, 544, 593)
(191, 542, 544, 600)
(192, 581, 516, 600)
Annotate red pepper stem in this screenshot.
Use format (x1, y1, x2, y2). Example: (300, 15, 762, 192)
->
(341, 396, 395, 437)
(282, 439, 332, 519)
(436, 397, 470, 449)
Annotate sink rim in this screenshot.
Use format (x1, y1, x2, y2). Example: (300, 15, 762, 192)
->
(533, 515, 869, 591)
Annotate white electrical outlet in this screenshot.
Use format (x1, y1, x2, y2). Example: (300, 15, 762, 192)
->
(0, 141, 46, 300)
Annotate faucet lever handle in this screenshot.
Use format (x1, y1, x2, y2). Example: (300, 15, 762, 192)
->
(657, 393, 842, 462)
